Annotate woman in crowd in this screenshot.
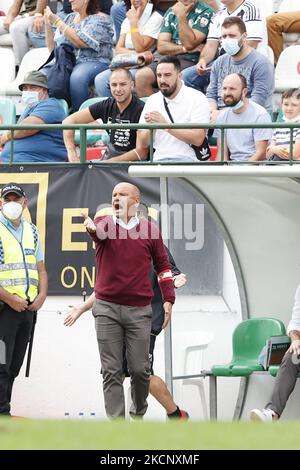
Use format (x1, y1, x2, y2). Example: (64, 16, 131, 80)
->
(44, 0, 114, 110)
(95, 0, 163, 97)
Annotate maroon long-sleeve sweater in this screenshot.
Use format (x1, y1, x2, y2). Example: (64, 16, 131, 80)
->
(88, 216, 175, 307)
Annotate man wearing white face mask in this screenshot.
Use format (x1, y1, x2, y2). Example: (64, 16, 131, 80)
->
(214, 73, 272, 162)
(183, 0, 270, 92)
(0, 71, 67, 164)
(0, 183, 48, 416)
(206, 16, 274, 122)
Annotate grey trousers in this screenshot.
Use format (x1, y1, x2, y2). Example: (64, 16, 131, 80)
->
(0, 16, 46, 65)
(266, 352, 300, 417)
(93, 298, 152, 419)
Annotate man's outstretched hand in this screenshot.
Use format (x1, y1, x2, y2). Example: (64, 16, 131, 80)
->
(81, 212, 96, 233)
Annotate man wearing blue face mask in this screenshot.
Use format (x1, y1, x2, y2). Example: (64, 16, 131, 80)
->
(214, 73, 272, 162)
(206, 16, 274, 122)
(0, 70, 67, 164)
(0, 182, 48, 416)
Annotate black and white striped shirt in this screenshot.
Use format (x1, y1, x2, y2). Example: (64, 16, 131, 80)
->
(208, 0, 267, 46)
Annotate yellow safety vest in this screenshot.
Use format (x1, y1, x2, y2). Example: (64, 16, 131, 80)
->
(0, 221, 39, 302)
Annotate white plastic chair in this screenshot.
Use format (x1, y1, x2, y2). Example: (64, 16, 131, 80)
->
(173, 331, 214, 420)
(0, 47, 49, 96)
(278, 0, 298, 12)
(266, 45, 275, 65)
(0, 0, 14, 12)
(250, 0, 274, 18)
(0, 47, 15, 84)
(0, 33, 12, 47)
(274, 45, 300, 92)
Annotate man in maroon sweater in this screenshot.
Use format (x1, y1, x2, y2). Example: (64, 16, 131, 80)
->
(83, 182, 175, 419)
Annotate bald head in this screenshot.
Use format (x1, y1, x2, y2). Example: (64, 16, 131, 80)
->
(113, 182, 140, 199)
(112, 182, 141, 222)
(224, 73, 247, 89)
(222, 73, 247, 108)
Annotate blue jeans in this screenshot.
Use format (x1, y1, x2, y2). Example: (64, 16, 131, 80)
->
(95, 67, 139, 98)
(70, 61, 110, 110)
(27, 31, 46, 48)
(110, 1, 126, 42)
(182, 65, 210, 93)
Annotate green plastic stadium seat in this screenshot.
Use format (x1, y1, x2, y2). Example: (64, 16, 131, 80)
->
(56, 99, 69, 117)
(211, 318, 286, 377)
(268, 365, 280, 377)
(0, 98, 16, 137)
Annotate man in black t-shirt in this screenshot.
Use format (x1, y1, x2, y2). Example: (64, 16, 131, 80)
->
(63, 68, 145, 162)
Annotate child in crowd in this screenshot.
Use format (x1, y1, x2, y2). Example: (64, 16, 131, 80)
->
(267, 88, 300, 161)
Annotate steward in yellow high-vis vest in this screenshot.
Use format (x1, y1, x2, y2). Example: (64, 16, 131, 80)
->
(0, 183, 48, 417)
(0, 220, 39, 302)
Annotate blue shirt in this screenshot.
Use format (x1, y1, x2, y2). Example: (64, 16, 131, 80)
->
(1, 98, 67, 163)
(0, 212, 44, 262)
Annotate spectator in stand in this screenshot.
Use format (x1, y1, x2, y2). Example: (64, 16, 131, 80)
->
(82, 182, 175, 419)
(0, 0, 47, 67)
(250, 283, 300, 422)
(118, 55, 210, 163)
(110, 0, 220, 44)
(267, 88, 300, 162)
(183, 0, 268, 92)
(44, 0, 113, 110)
(94, 0, 163, 98)
(135, 0, 214, 97)
(63, 68, 145, 162)
(0, 182, 48, 417)
(267, 11, 300, 65)
(214, 73, 272, 162)
(0, 71, 67, 163)
(0, 0, 83, 69)
(206, 16, 274, 121)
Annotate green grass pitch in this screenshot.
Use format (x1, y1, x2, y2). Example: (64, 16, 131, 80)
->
(1, 419, 300, 450)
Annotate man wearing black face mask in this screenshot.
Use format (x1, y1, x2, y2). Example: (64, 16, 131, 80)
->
(214, 73, 272, 162)
(0, 183, 48, 417)
(206, 16, 274, 122)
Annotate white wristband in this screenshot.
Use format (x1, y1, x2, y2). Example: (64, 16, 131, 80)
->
(133, 149, 141, 161)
